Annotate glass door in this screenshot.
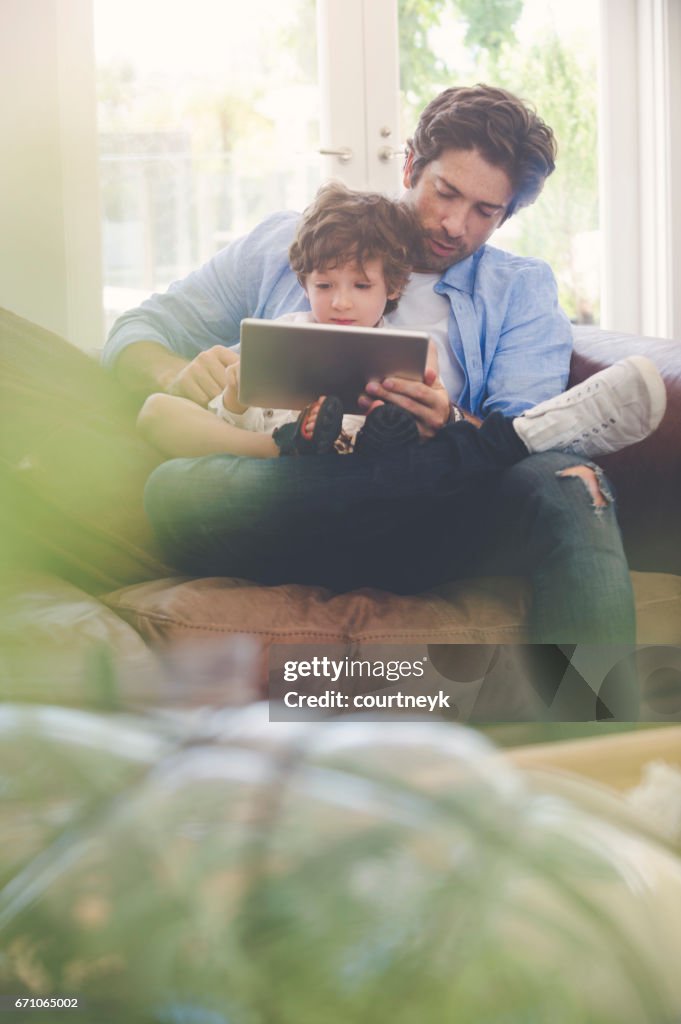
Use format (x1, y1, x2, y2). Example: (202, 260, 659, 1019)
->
(93, 0, 602, 331)
(93, 0, 322, 334)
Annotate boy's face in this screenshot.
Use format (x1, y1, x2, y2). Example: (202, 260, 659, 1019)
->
(305, 258, 396, 328)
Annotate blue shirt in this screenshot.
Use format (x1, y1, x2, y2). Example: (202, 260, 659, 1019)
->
(103, 210, 573, 418)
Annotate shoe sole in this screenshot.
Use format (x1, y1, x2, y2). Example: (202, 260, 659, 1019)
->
(354, 405, 419, 456)
(627, 356, 667, 432)
(308, 395, 343, 454)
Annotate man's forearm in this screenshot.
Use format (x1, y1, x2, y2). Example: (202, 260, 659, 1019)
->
(114, 341, 190, 399)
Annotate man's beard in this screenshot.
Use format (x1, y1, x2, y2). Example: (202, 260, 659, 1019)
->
(414, 234, 469, 272)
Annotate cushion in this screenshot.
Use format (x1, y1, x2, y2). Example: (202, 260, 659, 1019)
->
(570, 327, 681, 575)
(103, 571, 681, 718)
(103, 575, 533, 646)
(0, 571, 162, 706)
(102, 574, 533, 715)
(0, 308, 171, 593)
(104, 570, 681, 651)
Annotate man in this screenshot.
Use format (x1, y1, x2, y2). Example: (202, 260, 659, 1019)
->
(105, 85, 568, 422)
(103, 85, 636, 679)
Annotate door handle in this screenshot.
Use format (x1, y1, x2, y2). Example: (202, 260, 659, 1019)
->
(378, 145, 405, 162)
(318, 147, 353, 164)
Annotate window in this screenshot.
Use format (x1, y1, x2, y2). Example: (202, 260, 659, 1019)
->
(5, 2, 677, 347)
(88, 0, 678, 340)
(93, 0, 321, 333)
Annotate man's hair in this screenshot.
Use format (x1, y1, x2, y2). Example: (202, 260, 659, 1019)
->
(407, 84, 557, 219)
(289, 182, 423, 313)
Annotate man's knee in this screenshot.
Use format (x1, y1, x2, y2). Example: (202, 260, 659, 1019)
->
(557, 464, 611, 509)
(499, 452, 615, 522)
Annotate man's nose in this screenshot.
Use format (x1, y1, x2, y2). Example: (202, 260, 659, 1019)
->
(442, 201, 467, 239)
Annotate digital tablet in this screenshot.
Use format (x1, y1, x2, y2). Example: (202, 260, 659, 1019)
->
(238, 318, 429, 413)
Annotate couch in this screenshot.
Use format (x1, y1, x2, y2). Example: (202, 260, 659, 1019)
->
(1, 308, 680, 717)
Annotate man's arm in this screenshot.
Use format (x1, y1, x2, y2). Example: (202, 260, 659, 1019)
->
(103, 211, 302, 402)
(358, 259, 571, 432)
(114, 342, 189, 399)
(358, 341, 454, 438)
(480, 260, 573, 418)
(115, 341, 239, 406)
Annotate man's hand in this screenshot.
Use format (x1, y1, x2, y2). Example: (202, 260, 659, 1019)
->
(166, 345, 241, 406)
(358, 340, 451, 439)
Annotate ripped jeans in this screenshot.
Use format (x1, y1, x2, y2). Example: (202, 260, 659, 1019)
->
(145, 413, 635, 649)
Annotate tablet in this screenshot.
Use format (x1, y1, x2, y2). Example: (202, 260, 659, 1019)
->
(238, 318, 429, 413)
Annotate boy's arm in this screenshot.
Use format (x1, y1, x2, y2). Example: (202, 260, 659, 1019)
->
(137, 393, 277, 459)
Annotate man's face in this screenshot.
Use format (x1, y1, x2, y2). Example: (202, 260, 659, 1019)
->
(401, 147, 514, 272)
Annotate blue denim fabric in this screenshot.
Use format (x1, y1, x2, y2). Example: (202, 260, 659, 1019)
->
(484, 452, 635, 645)
(102, 212, 573, 418)
(144, 438, 635, 649)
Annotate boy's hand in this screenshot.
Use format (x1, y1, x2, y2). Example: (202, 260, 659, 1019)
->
(221, 362, 248, 414)
(166, 345, 240, 406)
(358, 340, 452, 439)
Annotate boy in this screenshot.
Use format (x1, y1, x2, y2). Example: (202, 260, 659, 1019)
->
(138, 181, 666, 470)
(137, 183, 424, 459)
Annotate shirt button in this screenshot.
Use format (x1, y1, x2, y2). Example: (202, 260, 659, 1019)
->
(265, 409, 273, 418)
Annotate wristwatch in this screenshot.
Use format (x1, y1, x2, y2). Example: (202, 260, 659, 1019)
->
(448, 402, 465, 424)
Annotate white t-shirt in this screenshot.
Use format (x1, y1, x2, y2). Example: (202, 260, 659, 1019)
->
(384, 272, 464, 400)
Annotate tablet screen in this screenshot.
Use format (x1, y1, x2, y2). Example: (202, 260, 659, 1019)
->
(238, 318, 429, 413)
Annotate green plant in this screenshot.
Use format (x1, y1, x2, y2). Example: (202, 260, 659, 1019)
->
(1, 704, 679, 1023)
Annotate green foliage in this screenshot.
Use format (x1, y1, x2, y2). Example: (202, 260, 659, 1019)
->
(494, 32, 599, 319)
(398, 0, 523, 108)
(456, 0, 523, 58)
(96, 60, 137, 128)
(277, 0, 319, 83)
(399, 0, 452, 111)
(0, 707, 674, 1023)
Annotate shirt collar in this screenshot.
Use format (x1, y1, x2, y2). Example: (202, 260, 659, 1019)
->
(436, 247, 483, 295)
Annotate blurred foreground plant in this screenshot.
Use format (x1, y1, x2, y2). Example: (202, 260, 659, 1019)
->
(1, 704, 681, 1023)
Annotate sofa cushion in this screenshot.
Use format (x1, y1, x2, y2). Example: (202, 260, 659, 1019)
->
(103, 575, 532, 646)
(104, 570, 681, 650)
(0, 308, 171, 594)
(0, 571, 163, 706)
(571, 326, 681, 574)
(103, 572, 681, 718)
(102, 575, 533, 714)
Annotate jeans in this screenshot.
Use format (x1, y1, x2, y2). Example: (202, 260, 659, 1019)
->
(145, 421, 639, 718)
(145, 417, 635, 645)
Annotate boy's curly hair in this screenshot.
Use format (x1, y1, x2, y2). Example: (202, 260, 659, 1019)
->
(289, 182, 423, 314)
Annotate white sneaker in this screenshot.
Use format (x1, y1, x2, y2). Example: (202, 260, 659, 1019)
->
(513, 356, 666, 459)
